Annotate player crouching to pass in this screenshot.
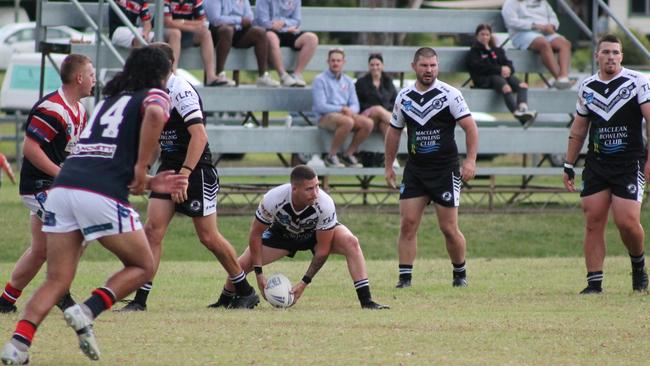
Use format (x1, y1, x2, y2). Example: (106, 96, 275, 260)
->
(212, 165, 389, 309)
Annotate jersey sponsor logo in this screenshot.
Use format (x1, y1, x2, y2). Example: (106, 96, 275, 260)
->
(584, 92, 594, 105)
(403, 100, 412, 111)
(593, 126, 628, 154)
(42, 210, 56, 226)
(69, 143, 117, 159)
(82, 223, 114, 236)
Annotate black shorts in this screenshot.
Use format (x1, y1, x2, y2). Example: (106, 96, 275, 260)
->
(150, 164, 220, 217)
(272, 31, 303, 50)
(261, 229, 316, 258)
(210, 25, 261, 48)
(180, 31, 196, 49)
(581, 158, 645, 201)
(399, 163, 461, 207)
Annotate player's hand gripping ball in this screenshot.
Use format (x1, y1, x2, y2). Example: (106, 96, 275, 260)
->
(264, 273, 294, 308)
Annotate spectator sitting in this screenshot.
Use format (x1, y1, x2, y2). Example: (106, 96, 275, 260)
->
(467, 23, 537, 128)
(312, 48, 373, 168)
(501, 0, 573, 89)
(254, 0, 318, 87)
(355, 53, 396, 140)
(205, 0, 279, 87)
(109, 0, 181, 71)
(163, 0, 220, 86)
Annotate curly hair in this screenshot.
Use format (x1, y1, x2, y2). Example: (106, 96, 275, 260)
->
(103, 46, 171, 97)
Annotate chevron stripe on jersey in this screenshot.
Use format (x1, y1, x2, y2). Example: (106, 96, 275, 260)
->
(400, 89, 450, 126)
(576, 68, 650, 160)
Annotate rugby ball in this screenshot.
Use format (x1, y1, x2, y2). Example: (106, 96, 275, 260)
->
(264, 273, 294, 308)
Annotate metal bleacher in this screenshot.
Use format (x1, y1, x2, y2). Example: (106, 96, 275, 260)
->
(36, 1, 583, 209)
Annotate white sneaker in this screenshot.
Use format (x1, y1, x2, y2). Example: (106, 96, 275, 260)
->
(1, 342, 29, 365)
(291, 73, 307, 87)
(214, 71, 236, 87)
(256, 72, 280, 87)
(280, 73, 298, 87)
(307, 154, 325, 168)
(63, 304, 100, 361)
(553, 77, 573, 90)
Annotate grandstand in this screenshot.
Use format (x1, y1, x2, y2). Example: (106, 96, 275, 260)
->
(21, 0, 648, 208)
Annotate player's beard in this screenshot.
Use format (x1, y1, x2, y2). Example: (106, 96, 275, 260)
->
(417, 74, 435, 87)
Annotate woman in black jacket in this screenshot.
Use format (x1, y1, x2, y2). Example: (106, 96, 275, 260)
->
(467, 23, 537, 127)
(355, 53, 397, 138)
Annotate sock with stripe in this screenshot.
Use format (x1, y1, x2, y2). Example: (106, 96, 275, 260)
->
(133, 282, 152, 306)
(229, 271, 254, 296)
(213, 288, 235, 307)
(83, 287, 117, 318)
(0, 282, 22, 307)
(452, 261, 467, 279)
(586, 271, 603, 290)
(11, 319, 37, 349)
(55, 291, 76, 311)
(354, 278, 372, 305)
(630, 252, 645, 270)
(398, 264, 413, 282)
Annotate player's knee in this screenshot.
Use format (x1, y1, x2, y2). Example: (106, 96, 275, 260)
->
(144, 223, 164, 248)
(438, 223, 459, 238)
(399, 219, 419, 239)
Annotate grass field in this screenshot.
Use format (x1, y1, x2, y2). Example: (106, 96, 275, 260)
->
(1, 181, 650, 365)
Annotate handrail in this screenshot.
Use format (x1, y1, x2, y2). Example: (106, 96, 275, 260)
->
(67, 0, 124, 65)
(595, 0, 650, 61)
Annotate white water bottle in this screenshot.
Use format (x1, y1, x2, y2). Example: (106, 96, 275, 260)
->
(285, 114, 293, 128)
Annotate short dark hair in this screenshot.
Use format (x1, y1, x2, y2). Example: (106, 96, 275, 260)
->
(328, 47, 345, 59)
(597, 34, 622, 51)
(413, 47, 437, 64)
(60, 54, 92, 84)
(149, 42, 175, 65)
(368, 53, 383, 63)
(290, 165, 317, 184)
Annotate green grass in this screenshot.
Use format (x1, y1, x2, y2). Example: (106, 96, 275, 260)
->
(2, 173, 650, 365)
(0, 259, 648, 365)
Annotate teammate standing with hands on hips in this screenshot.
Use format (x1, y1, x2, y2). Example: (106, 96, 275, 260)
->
(384, 47, 478, 289)
(563, 34, 649, 294)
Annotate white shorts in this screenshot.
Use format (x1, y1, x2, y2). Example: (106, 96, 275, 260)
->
(41, 187, 142, 242)
(511, 31, 561, 50)
(111, 27, 154, 48)
(21, 191, 48, 218)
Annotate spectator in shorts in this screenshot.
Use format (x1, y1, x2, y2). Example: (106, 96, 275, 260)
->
(109, 0, 182, 71)
(254, 0, 319, 87)
(502, 0, 573, 89)
(312, 48, 373, 168)
(467, 23, 537, 128)
(205, 0, 279, 87)
(163, 0, 221, 85)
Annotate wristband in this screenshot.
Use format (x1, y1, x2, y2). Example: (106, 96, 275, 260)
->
(181, 165, 194, 173)
(301, 275, 312, 284)
(253, 266, 263, 275)
(563, 162, 575, 180)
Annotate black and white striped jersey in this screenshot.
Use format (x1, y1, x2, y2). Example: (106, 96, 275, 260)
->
(576, 67, 650, 161)
(390, 79, 471, 168)
(255, 183, 337, 242)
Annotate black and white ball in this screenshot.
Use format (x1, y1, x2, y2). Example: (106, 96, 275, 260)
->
(264, 273, 294, 308)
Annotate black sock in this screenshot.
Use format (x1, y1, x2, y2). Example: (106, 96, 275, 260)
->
(229, 271, 254, 296)
(586, 271, 603, 290)
(83, 287, 117, 318)
(453, 261, 467, 279)
(133, 282, 152, 306)
(630, 252, 645, 270)
(354, 279, 371, 305)
(55, 292, 76, 311)
(398, 264, 413, 281)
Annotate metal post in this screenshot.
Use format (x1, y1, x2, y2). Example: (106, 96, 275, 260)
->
(591, 0, 598, 74)
(14, 0, 20, 23)
(154, 0, 165, 42)
(95, 0, 105, 103)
